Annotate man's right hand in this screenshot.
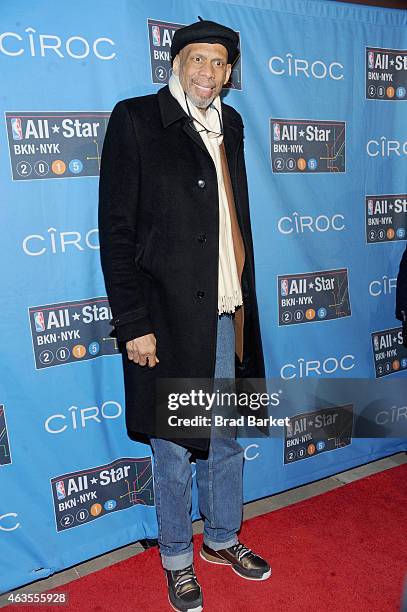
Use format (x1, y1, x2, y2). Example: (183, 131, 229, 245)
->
(125, 334, 159, 367)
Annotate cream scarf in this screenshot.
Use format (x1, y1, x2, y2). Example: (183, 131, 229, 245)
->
(168, 72, 243, 314)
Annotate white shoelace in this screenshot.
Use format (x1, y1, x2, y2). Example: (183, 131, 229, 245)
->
(232, 543, 253, 562)
(173, 567, 198, 593)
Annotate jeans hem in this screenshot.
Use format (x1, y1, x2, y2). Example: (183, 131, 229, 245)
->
(161, 550, 194, 570)
(203, 534, 238, 551)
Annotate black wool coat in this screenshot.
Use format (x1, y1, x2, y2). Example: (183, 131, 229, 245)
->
(98, 85, 265, 451)
(396, 245, 407, 320)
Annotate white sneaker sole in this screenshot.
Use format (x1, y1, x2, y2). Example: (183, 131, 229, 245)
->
(168, 594, 203, 612)
(199, 550, 272, 581)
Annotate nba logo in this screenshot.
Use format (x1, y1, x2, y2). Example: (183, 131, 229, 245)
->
(273, 123, 280, 141)
(373, 336, 379, 351)
(11, 118, 23, 140)
(34, 311, 45, 332)
(286, 420, 293, 437)
(280, 279, 289, 297)
(368, 200, 374, 215)
(152, 25, 160, 46)
(368, 51, 374, 69)
(56, 481, 66, 500)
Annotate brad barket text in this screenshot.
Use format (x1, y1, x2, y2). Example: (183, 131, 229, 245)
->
(167, 415, 291, 428)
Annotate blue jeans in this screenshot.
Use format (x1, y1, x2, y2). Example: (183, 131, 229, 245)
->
(150, 314, 244, 570)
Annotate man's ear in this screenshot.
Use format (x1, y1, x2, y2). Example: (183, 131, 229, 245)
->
(172, 54, 180, 76)
(224, 64, 232, 85)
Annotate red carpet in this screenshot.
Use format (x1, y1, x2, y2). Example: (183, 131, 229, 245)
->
(8, 464, 407, 612)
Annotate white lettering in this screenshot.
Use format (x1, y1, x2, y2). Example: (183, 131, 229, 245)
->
(278, 212, 345, 234)
(269, 53, 344, 81)
(23, 228, 99, 256)
(369, 276, 397, 297)
(0, 513, 20, 531)
(280, 354, 355, 379)
(45, 400, 122, 433)
(244, 443, 260, 461)
(367, 136, 407, 158)
(0, 27, 116, 60)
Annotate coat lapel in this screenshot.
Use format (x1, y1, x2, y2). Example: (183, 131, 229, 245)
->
(182, 121, 209, 157)
(158, 85, 209, 157)
(221, 104, 244, 229)
(222, 105, 243, 174)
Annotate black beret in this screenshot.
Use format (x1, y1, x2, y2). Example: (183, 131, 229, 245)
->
(171, 19, 239, 64)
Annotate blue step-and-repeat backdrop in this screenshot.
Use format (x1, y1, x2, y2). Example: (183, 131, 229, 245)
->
(1, 0, 406, 593)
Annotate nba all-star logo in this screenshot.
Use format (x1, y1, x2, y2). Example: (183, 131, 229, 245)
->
(5, 112, 109, 181)
(147, 18, 242, 89)
(270, 119, 346, 173)
(0, 405, 12, 466)
(371, 327, 407, 378)
(284, 405, 353, 464)
(366, 194, 407, 243)
(278, 268, 351, 326)
(366, 47, 407, 101)
(51, 457, 154, 532)
(28, 297, 119, 369)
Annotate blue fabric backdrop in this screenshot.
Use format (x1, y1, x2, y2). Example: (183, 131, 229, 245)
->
(1, 0, 406, 593)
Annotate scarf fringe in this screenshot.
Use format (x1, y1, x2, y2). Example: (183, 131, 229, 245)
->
(218, 291, 243, 315)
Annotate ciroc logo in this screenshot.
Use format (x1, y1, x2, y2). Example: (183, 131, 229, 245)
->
(0, 27, 116, 60)
(269, 53, 344, 81)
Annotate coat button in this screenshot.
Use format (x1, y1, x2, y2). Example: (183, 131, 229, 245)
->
(196, 290, 205, 299)
(197, 179, 206, 188)
(197, 233, 207, 243)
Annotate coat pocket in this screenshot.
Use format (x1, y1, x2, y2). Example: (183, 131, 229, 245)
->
(138, 228, 164, 277)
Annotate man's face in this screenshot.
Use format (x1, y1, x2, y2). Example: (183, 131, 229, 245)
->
(172, 42, 232, 109)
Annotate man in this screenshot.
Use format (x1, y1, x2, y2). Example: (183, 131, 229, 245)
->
(396, 245, 407, 348)
(99, 19, 270, 612)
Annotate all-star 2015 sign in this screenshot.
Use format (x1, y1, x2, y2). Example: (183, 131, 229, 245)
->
(28, 297, 118, 369)
(371, 327, 407, 378)
(270, 118, 346, 173)
(5, 111, 109, 180)
(366, 47, 407, 101)
(284, 405, 353, 464)
(365, 194, 407, 243)
(278, 268, 351, 326)
(51, 457, 154, 532)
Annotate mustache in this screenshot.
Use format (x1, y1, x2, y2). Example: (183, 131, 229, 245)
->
(192, 80, 216, 87)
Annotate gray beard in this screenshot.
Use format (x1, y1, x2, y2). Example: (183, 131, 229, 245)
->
(186, 92, 213, 110)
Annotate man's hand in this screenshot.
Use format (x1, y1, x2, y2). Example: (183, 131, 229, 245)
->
(126, 334, 159, 367)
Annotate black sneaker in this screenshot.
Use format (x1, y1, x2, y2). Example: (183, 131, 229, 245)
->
(165, 564, 203, 612)
(200, 541, 271, 581)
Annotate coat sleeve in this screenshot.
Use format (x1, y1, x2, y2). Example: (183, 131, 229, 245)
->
(98, 100, 153, 342)
(396, 245, 407, 321)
